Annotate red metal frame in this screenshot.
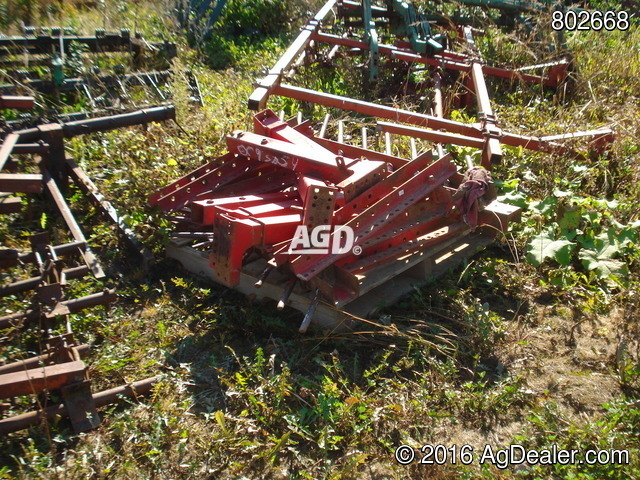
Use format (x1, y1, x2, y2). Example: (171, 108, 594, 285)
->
(152, 0, 615, 331)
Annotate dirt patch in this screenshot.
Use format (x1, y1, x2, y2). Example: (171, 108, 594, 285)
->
(509, 306, 623, 419)
(419, 305, 625, 457)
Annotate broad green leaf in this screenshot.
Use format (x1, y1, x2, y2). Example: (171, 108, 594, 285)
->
(526, 233, 575, 266)
(579, 250, 627, 279)
(558, 206, 583, 231)
(591, 198, 619, 209)
(497, 191, 527, 209)
(619, 221, 640, 247)
(553, 188, 573, 198)
(584, 211, 601, 223)
(592, 229, 620, 259)
(530, 197, 558, 216)
(578, 229, 627, 280)
(497, 178, 519, 191)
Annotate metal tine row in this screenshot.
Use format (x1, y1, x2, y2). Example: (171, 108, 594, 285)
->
(1, 102, 176, 434)
(282, 109, 430, 161)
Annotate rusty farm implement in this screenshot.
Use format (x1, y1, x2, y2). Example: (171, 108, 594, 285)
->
(0, 100, 173, 434)
(0, 26, 202, 120)
(152, 0, 614, 332)
(0, 0, 619, 436)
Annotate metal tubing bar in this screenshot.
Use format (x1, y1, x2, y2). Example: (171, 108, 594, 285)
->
(42, 169, 104, 278)
(515, 59, 569, 72)
(471, 62, 493, 116)
(377, 122, 484, 149)
(65, 157, 154, 265)
(0, 95, 35, 109)
(498, 131, 588, 153)
(0, 360, 86, 399)
(17, 241, 86, 265)
(248, 0, 338, 110)
(273, 83, 483, 138)
(0, 33, 167, 55)
(540, 129, 615, 143)
(0, 134, 19, 171)
(379, 121, 613, 156)
(0, 265, 89, 297)
(433, 72, 444, 119)
(0, 289, 117, 330)
(312, 135, 408, 169)
(446, 0, 544, 13)
(3, 107, 161, 128)
(363, 0, 380, 83)
(0, 345, 90, 374)
(0, 72, 173, 96)
(14, 106, 176, 142)
(311, 32, 550, 84)
(0, 174, 44, 193)
(319, 113, 331, 138)
(339, 0, 388, 17)
(432, 71, 446, 157)
(0, 375, 159, 435)
(11, 143, 50, 154)
(61, 105, 176, 139)
(0, 197, 21, 214)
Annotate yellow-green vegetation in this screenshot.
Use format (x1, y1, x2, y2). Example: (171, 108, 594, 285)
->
(1, 1, 639, 479)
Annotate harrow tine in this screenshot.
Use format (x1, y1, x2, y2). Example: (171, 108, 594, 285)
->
(319, 113, 331, 138)
(277, 278, 297, 311)
(299, 289, 320, 334)
(255, 265, 275, 288)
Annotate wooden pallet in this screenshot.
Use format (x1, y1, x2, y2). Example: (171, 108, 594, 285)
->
(166, 200, 519, 331)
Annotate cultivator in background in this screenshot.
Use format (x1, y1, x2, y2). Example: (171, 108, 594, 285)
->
(0, 100, 172, 433)
(154, 0, 614, 332)
(0, 27, 201, 126)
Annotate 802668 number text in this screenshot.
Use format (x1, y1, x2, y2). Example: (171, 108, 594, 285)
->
(551, 10, 629, 31)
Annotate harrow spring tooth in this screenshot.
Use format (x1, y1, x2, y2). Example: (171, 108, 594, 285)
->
(255, 265, 275, 288)
(299, 289, 321, 334)
(277, 278, 298, 311)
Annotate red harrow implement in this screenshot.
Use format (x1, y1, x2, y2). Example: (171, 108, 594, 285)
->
(151, 0, 614, 332)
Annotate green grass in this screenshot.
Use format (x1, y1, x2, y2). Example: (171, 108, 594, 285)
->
(1, 1, 639, 479)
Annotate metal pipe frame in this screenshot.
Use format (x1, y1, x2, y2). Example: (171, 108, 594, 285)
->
(0, 289, 118, 330)
(0, 344, 90, 374)
(0, 375, 160, 435)
(248, 0, 338, 111)
(310, 31, 561, 86)
(247, 0, 611, 171)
